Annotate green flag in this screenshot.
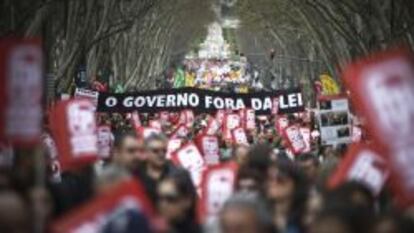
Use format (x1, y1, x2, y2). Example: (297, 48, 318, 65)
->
(114, 83, 125, 93)
(173, 68, 185, 88)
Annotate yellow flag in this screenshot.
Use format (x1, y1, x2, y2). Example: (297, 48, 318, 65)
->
(320, 74, 340, 95)
(185, 72, 195, 87)
(239, 85, 249, 93)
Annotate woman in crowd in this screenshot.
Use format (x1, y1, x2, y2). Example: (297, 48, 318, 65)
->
(266, 160, 309, 233)
(157, 168, 201, 233)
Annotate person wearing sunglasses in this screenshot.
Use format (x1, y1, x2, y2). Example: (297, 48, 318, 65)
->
(157, 169, 201, 233)
(135, 133, 178, 205)
(112, 131, 145, 172)
(266, 160, 309, 233)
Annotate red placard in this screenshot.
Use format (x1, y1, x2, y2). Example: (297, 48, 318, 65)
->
(343, 48, 414, 207)
(282, 125, 306, 155)
(231, 127, 248, 145)
(171, 143, 206, 188)
(198, 162, 238, 223)
(170, 124, 189, 139)
(97, 125, 113, 159)
(205, 117, 220, 136)
(196, 134, 220, 165)
(50, 179, 156, 233)
(300, 127, 311, 153)
(275, 115, 289, 133)
(166, 138, 182, 160)
(49, 100, 98, 171)
(327, 143, 389, 196)
(223, 114, 241, 142)
(0, 37, 43, 147)
(245, 109, 256, 130)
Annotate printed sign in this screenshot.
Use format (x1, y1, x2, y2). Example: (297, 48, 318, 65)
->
(300, 127, 311, 153)
(198, 163, 238, 223)
(196, 135, 220, 165)
(283, 125, 306, 155)
(343, 48, 414, 207)
(172, 143, 206, 187)
(245, 109, 256, 130)
(171, 124, 189, 139)
(317, 97, 352, 145)
(232, 127, 248, 145)
(97, 125, 113, 159)
(205, 117, 220, 136)
(49, 100, 98, 171)
(328, 143, 389, 196)
(166, 138, 182, 160)
(74, 88, 99, 109)
(0, 37, 43, 146)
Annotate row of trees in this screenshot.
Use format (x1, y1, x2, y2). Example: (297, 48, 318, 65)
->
(235, 0, 414, 93)
(0, 0, 216, 93)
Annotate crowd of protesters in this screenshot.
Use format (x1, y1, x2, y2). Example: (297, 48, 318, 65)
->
(1, 104, 414, 233)
(2, 38, 414, 233)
